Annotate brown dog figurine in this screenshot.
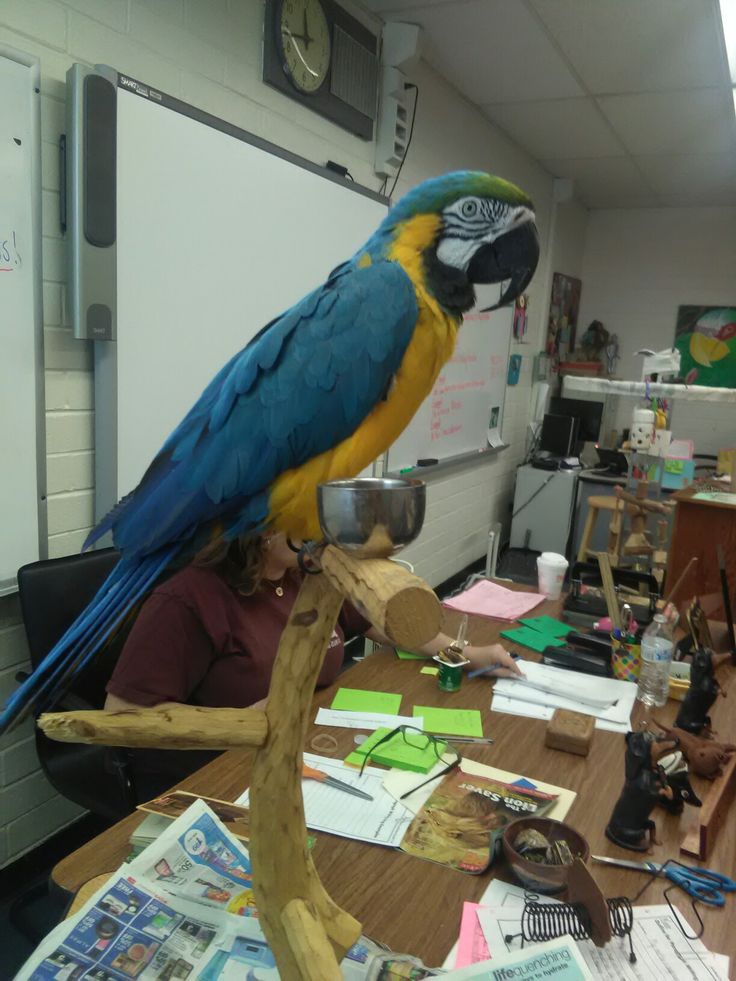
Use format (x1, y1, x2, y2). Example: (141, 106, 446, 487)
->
(653, 719, 736, 779)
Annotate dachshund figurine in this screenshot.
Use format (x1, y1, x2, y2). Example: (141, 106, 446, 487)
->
(675, 648, 727, 735)
(606, 730, 678, 851)
(658, 751, 702, 815)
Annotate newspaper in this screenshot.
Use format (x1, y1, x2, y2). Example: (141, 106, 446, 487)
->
(15, 799, 442, 981)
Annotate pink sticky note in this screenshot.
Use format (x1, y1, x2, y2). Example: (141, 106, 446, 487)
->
(444, 580, 544, 622)
(455, 902, 491, 969)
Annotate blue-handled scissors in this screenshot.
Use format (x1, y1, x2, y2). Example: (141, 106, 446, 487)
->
(592, 855, 736, 906)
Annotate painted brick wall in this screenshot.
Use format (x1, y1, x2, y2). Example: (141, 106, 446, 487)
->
(0, 0, 569, 865)
(578, 207, 736, 455)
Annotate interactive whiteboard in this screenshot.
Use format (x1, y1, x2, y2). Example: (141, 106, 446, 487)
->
(66, 67, 388, 519)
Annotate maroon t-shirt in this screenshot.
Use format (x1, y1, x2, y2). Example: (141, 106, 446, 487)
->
(106, 565, 371, 708)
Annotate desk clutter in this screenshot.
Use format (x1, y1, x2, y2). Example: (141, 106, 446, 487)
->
(31, 538, 735, 980)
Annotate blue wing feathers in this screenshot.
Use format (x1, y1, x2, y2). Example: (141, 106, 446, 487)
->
(2, 260, 417, 733)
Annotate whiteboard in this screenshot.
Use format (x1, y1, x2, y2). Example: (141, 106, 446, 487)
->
(0, 48, 45, 594)
(67, 69, 388, 515)
(387, 284, 513, 472)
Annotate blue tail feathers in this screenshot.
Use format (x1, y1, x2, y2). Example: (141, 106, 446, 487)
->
(0, 545, 181, 735)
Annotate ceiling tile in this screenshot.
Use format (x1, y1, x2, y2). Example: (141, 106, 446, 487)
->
(635, 153, 736, 204)
(540, 156, 660, 208)
(529, 0, 727, 94)
(378, 0, 584, 103)
(482, 98, 625, 159)
(598, 88, 736, 156)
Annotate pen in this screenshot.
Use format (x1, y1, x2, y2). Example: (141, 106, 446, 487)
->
(468, 652, 521, 679)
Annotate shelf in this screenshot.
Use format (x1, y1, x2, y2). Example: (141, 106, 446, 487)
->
(562, 375, 736, 403)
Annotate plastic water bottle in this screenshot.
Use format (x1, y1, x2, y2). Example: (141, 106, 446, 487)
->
(636, 614, 673, 707)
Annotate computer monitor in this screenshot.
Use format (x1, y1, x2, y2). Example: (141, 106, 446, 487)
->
(540, 413, 578, 457)
(549, 397, 604, 450)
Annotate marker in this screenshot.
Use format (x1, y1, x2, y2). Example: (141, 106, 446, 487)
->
(399, 466, 414, 474)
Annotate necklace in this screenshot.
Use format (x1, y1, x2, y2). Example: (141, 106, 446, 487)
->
(264, 576, 285, 597)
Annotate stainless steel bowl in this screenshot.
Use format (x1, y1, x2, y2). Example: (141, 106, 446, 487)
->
(317, 478, 426, 557)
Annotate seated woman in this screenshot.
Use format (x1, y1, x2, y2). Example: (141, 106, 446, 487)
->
(105, 532, 519, 796)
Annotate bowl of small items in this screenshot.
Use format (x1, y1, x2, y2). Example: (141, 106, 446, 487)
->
(502, 817, 589, 894)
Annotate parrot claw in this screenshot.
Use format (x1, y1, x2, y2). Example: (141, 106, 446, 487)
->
(297, 540, 326, 575)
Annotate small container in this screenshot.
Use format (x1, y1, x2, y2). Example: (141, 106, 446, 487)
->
(610, 633, 641, 683)
(434, 648, 469, 692)
(502, 817, 589, 894)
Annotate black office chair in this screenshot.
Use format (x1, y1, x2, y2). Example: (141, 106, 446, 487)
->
(16, 548, 138, 822)
(16, 549, 221, 814)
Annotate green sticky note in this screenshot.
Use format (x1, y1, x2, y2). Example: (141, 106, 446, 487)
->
(413, 706, 483, 738)
(344, 727, 445, 773)
(500, 625, 566, 654)
(396, 648, 426, 660)
(330, 687, 402, 714)
(519, 616, 573, 638)
(420, 666, 439, 676)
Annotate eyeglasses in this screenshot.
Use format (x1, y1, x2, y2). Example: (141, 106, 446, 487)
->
(358, 725, 462, 799)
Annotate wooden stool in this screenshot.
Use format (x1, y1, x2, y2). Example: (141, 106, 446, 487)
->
(577, 495, 635, 566)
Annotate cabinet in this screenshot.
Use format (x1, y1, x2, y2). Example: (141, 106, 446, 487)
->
(510, 465, 578, 555)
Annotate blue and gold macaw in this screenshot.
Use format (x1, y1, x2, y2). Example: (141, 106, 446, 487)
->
(1, 170, 538, 732)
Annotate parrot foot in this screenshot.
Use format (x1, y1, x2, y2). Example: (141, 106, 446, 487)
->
(296, 539, 326, 575)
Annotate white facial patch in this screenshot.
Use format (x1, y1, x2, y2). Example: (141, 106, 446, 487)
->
(436, 202, 534, 272)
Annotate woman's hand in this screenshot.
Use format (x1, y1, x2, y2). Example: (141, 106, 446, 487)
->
(465, 643, 524, 679)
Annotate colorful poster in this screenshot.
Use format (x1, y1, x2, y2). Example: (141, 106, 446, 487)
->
(674, 305, 736, 387)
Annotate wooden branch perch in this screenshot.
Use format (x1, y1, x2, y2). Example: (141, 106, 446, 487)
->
(37, 706, 268, 750)
(249, 571, 360, 980)
(320, 545, 441, 649)
(36, 550, 440, 979)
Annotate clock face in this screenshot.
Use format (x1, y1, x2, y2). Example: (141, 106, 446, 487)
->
(278, 0, 331, 95)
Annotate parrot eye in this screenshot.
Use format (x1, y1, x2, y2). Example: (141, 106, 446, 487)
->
(461, 199, 478, 218)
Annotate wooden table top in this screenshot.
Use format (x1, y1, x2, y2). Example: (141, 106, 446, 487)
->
(51, 593, 736, 968)
(673, 485, 736, 510)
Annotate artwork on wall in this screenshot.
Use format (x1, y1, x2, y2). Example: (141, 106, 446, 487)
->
(546, 273, 582, 360)
(512, 294, 528, 342)
(674, 306, 736, 388)
(507, 354, 522, 386)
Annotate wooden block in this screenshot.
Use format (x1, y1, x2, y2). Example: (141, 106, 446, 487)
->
(545, 709, 595, 757)
(680, 750, 736, 860)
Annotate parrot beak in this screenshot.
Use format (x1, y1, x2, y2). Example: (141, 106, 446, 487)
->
(468, 220, 539, 311)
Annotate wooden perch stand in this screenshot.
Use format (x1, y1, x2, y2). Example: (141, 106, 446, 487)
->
(38, 545, 441, 980)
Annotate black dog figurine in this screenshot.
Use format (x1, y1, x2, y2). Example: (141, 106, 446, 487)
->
(657, 751, 702, 816)
(606, 730, 678, 851)
(675, 648, 725, 735)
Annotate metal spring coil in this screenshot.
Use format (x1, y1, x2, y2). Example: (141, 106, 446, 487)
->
(518, 897, 636, 963)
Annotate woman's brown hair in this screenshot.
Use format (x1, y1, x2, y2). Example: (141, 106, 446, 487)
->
(193, 534, 268, 595)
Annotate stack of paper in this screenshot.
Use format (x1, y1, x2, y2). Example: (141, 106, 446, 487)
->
(444, 880, 730, 979)
(236, 753, 413, 847)
(443, 580, 544, 621)
(492, 660, 638, 733)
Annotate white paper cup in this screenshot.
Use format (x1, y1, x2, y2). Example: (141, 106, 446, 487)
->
(537, 552, 568, 599)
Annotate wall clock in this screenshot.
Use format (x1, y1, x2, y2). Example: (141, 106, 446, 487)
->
(263, 0, 378, 140)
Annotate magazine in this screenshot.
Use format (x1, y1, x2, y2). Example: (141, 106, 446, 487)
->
(138, 790, 251, 844)
(399, 768, 558, 873)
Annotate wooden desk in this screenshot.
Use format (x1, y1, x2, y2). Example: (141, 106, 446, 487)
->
(52, 598, 736, 967)
(668, 486, 736, 620)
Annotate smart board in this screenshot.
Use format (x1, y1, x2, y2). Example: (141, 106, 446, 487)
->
(66, 67, 388, 518)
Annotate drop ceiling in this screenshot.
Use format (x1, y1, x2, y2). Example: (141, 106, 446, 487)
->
(361, 0, 736, 208)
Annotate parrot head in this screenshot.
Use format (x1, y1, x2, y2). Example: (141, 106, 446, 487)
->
(370, 171, 539, 316)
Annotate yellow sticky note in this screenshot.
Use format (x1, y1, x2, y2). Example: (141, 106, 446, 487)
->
(420, 666, 439, 676)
